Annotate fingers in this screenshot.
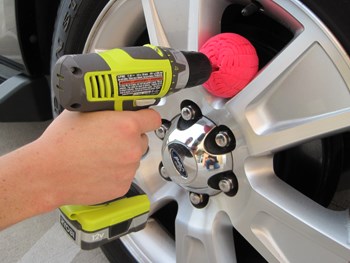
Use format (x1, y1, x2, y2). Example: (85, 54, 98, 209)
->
(57, 109, 161, 133)
(130, 109, 161, 133)
(50, 109, 159, 158)
(140, 133, 149, 155)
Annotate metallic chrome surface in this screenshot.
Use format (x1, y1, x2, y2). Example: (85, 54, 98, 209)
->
(155, 125, 167, 140)
(159, 165, 168, 179)
(84, 0, 350, 262)
(218, 178, 233, 193)
(215, 131, 231, 148)
(162, 115, 232, 195)
(180, 106, 196, 121)
(189, 192, 204, 205)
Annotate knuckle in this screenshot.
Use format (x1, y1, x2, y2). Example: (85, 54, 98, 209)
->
(127, 146, 143, 162)
(143, 135, 149, 145)
(121, 119, 140, 135)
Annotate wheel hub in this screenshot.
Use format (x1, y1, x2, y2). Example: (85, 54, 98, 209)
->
(161, 114, 233, 195)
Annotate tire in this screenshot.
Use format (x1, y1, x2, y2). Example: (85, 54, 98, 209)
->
(50, 0, 350, 262)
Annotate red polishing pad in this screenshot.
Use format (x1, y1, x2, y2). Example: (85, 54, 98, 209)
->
(200, 33, 259, 98)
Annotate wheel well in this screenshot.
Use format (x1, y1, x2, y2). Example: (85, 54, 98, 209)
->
(15, 0, 60, 76)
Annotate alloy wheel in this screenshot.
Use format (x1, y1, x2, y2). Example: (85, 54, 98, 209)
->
(83, 0, 350, 262)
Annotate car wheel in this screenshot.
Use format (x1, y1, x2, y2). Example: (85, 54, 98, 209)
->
(51, 0, 350, 262)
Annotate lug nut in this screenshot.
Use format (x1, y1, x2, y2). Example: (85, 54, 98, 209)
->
(218, 178, 234, 193)
(181, 106, 196, 121)
(189, 192, 203, 205)
(159, 162, 171, 181)
(215, 131, 231, 147)
(155, 125, 168, 139)
(189, 192, 209, 208)
(160, 166, 168, 179)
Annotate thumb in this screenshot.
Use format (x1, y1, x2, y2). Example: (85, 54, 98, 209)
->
(130, 109, 161, 133)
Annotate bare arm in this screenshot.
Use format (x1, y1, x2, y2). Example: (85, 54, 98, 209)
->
(0, 109, 161, 230)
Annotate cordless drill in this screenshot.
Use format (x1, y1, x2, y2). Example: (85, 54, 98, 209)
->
(53, 44, 211, 112)
(52, 44, 212, 249)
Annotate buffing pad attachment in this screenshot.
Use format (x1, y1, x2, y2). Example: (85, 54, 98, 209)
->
(200, 33, 259, 98)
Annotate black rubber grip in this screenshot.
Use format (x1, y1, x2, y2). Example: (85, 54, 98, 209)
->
(181, 51, 212, 88)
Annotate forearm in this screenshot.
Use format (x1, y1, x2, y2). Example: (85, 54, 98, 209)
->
(0, 140, 58, 230)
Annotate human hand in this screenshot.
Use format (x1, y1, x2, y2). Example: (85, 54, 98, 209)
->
(0, 108, 161, 229)
(35, 109, 161, 207)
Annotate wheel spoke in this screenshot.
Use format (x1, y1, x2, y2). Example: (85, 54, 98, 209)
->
(226, 32, 350, 155)
(230, 156, 350, 262)
(174, 197, 237, 263)
(141, 0, 230, 49)
(121, 219, 176, 262)
(84, 0, 146, 52)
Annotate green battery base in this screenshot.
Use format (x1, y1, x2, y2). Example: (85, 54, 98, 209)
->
(59, 184, 150, 250)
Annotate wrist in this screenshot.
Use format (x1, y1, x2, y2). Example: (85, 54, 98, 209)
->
(0, 139, 60, 229)
(25, 138, 63, 212)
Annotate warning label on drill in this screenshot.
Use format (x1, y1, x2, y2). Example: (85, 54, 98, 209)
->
(117, 71, 163, 96)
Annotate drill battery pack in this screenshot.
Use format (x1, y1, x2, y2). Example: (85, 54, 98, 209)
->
(59, 184, 150, 250)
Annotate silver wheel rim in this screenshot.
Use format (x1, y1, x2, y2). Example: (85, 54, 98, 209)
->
(84, 0, 350, 262)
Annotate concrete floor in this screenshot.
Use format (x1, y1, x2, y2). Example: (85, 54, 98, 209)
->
(0, 121, 109, 263)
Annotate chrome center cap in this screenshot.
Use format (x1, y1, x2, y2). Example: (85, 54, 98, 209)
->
(161, 115, 233, 195)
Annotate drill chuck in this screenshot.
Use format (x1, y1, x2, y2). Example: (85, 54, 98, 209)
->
(181, 51, 212, 88)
